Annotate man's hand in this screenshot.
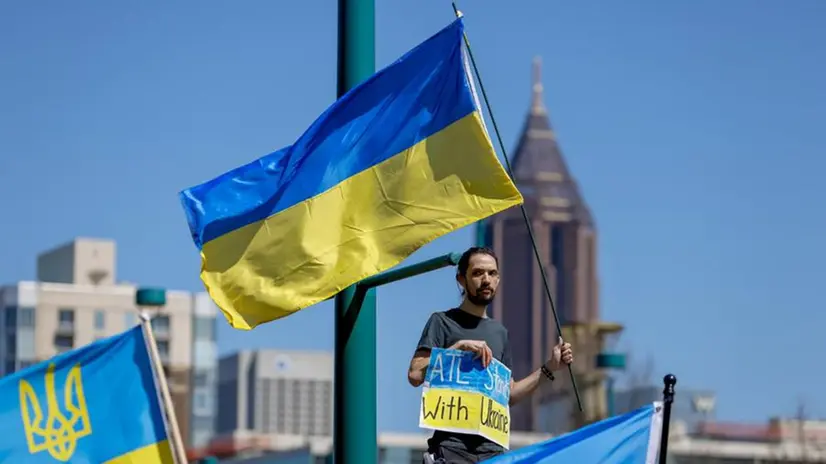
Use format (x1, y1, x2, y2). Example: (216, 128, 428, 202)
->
(544, 337, 574, 372)
(449, 339, 493, 367)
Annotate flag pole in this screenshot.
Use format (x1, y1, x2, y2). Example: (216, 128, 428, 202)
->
(451, 2, 583, 412)
(139, 311, 189, 464)
(658, 374, 677, 464)
(334, 0, 377, 463)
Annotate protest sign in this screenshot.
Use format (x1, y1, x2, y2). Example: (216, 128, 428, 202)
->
(418, 347, 512, 449)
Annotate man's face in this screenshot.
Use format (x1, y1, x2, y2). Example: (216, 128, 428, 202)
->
(459, 253, 500, 306)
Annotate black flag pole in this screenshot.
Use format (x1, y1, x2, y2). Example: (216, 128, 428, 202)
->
(658, 374, 677, 464)
(451, 1, 583, 412)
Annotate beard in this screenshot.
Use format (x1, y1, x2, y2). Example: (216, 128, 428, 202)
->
(466, 286, 495, 306)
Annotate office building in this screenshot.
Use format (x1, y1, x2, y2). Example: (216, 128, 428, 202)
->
(480, 57, 624, 432)
(0, 237, 218, 447)
(216, 350, 333, 437)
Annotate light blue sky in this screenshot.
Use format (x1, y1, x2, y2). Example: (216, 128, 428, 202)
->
(1, 1, 824, 433)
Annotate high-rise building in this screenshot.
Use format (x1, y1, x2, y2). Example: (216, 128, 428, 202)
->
(484, 58, 623, 432)
(216, 350, 333, 438)
(0, 237, 218, 447)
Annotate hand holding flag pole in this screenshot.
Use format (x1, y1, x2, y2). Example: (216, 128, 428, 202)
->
(451, 2, 583, 412)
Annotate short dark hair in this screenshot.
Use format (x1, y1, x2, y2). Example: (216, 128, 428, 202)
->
(456, 246, 499, 279)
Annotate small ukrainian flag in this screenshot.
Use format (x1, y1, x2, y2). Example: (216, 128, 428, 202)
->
(0, 326, 175, 463)
(180, 17, 523, 330)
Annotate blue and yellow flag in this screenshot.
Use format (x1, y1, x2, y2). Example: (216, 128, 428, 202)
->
(179, 17, 523, 330)
(484, 404, 665, 463)
(0, 326, 174, 463)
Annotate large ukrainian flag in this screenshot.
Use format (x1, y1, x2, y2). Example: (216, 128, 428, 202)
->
(179, 18, 523, 330)
(0, 325, 174, 463)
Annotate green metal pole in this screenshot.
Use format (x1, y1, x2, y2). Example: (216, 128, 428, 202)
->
(335, 0, 375, 462)
(334, 285, 376, 463)
(360, 253, 461, 288)
(475, 220, 489, 247)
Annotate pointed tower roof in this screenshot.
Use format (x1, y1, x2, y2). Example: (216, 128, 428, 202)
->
(512, 57, 594, 227)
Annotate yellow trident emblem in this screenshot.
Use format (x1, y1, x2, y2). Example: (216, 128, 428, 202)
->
(19, 363, 92, 461)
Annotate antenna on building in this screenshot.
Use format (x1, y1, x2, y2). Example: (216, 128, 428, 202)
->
(531, 56, 547, 115)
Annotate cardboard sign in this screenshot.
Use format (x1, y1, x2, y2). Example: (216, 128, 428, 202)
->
(418, 347, 512, 449)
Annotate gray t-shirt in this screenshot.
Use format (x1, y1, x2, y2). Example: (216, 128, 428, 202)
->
(415, 308, 512, 455)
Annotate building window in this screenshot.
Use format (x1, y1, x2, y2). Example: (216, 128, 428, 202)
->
(193, 341, 216, 369)
(4, 360, 15, 374)
(194, 371, 210, 388)
(193, 316, 215, 341)
(4, 307, 16, 328)
(94, 310, 105, 331)
(18, 307, 34, 328)
(193, 390, 212, 414)
(151, 315, 170, 336)
(124, 311, 137, 328)
(550, 226, 566, 324)
(6, 333, 16, 357)
(54, 334, 73, 352)
(192, 416, 214, 433)
(19, 360, 36, 370)
(57, 308, 74, 331)
(17, 330, 34, 360)
(157, 340, 170, 363)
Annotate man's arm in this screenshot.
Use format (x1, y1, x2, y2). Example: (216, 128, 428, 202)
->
(509, 369, 547, 406)
(508, 339, 573, 406)
(408, 314, 443, 387)
(408, 348, 431, 387)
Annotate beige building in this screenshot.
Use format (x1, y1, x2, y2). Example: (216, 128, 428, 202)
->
(0, 237, 218, 448)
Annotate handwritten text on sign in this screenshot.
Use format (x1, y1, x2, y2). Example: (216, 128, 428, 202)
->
(418, 348, 512, 449)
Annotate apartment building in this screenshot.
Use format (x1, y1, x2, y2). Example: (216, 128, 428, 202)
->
(0, 237, 218, 447)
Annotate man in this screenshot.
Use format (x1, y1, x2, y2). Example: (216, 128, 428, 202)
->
(407, 246, 574, 463)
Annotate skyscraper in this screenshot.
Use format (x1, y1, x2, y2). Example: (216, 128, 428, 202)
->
(485, 58, 621, 432)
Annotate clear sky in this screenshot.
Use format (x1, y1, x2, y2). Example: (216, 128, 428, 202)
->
(1, 0, 824, 433)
